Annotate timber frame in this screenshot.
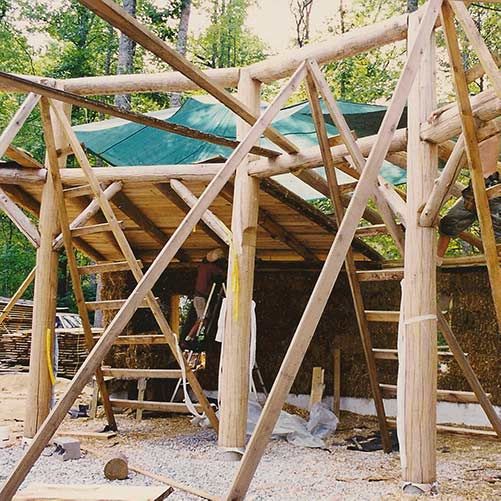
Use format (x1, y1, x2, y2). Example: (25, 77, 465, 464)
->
(0, 0, 500, 499)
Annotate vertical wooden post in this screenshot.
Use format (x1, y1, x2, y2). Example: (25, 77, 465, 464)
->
(332, 349, 341, 416)
(169, 294, 180, 334)
(398, 12, 438, 492)
(24, 92, 71, 438)
(218, 69, 261, 457)
(309, 367, 325, 410)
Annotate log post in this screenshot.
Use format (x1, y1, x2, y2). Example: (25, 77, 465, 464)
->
(24, 94, 71, 438)
(397, 11, 438, 493)
(218, 69, 261, 458)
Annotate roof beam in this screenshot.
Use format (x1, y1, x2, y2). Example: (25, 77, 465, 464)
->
(110, 190, 191, 262)
(0, 72, 279, 159)
(220, 182, 319, 262)
(77, 0, 299, 155)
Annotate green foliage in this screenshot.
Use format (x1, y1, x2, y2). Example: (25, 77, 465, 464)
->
(190, 0, 268, 68)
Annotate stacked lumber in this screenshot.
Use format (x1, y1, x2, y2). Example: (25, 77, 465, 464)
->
(0, 297, 33, 335)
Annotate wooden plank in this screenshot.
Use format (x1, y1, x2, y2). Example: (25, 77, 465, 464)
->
(13, 483, 171, 501)
(63, 184, 94, 199)
(0, 267, 36, 327)
(304, 69, 391, 450)
(355, 224, 389, 237)
(373, 348, 453, 360)
(332, 349, 341, 416)
(449, 0, 501, 97)
(0, 187, 41, 247)
(85, 299, 150, 311)
(380, 384, 489, 404)
(40, 98, 117, 431)
(486, 184, 501, 200)
(225, 4, 443, 495)
(0, 93, 41, 158)
(309, 367, 325, 410)
(441, 1, 501, 330)
(110, 190, 190, 262)
(78, 260, 142, 275)
(101, 368, 182, 379)
(110, 399, 202, 414)
(438, 312, 501, 437)
(169, 179, 231, 246)
(56, 430, 117, 440)
(356, 268, 404, 282)
(365, 310, 400, 322)
(0, 72, 279, 159)
(77, 0, 298, 155)
(94, 334, 168, 345)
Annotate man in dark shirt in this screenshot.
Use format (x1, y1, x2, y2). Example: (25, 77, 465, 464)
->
(185, 248, 226, 342)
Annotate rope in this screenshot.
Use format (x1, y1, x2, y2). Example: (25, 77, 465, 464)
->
(45, 328, 56, 386)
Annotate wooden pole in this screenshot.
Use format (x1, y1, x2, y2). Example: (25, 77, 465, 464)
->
(332, 349, 341, 416)
(398, 11, 438, 491)
(440, 0, 501, 331)
(0, 266, 36, 327)
(225, 2, 442, 497)
(218, 68, 261, 457)
(169, 294, 180, 334)
(23, 93, 67, 439)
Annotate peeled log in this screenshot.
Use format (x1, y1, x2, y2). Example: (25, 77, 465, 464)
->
(104, 452, 129, 480)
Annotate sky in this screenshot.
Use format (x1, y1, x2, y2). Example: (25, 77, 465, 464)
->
(189, 0, 343, 53)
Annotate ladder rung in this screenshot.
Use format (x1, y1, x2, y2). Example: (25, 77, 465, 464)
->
(78, 260, 143, 275)
(372, 348, 455, 360)
(379, 384, 489, 403)
(357, 268, 404, 282)
(355, 224, 388, 237)
(72, 221, 123, 238)
(93, 334, 166, 345)
(365, 310, 400, 322)
(86, 299, 150, 311)
(110, 399, 202, 414)
(63, 184, 93, 199)
(101, 368, 182, 379)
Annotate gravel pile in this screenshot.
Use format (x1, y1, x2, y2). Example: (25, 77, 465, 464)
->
(1, 413, 500, 500)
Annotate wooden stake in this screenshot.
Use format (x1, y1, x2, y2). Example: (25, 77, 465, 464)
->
(441, 0, 501, 330)
(398, 10, 438, 487)
(169, 295, 180, 335)
(332, 349, 341, 417)
(224, 2, 442, 497)
(219, 68, 261, 454)
(309, 367, 325, 410)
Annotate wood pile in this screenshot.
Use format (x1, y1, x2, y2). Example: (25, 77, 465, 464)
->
(0, 297, 89, 376)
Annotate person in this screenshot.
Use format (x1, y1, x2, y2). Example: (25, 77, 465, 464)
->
(437, 134, 500, 261)
(185, 248, 226, 343)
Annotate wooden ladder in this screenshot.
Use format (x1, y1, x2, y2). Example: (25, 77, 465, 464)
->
(356, 266, 501, 439)
(42, 98, 218, 431)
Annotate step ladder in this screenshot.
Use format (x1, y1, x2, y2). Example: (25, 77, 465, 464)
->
(355, 266, 501, 439)
(41, 99, 218, 431)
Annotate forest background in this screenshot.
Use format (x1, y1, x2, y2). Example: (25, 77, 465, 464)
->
(0, 0, 499, 310)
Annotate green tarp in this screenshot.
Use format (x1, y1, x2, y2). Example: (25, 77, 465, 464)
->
(74, 96, 407, 200)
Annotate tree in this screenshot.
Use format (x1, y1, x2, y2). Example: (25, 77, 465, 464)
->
(170, 0, 193, 107)
(290, 0, 314, 48)
(115, 0, 137, 110)
(191, 0, 267, 69)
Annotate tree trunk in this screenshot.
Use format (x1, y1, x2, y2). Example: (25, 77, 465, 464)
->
(407, 0, 418, 13)
(170, 0, 192, 108)
(114, 0, 137, 111)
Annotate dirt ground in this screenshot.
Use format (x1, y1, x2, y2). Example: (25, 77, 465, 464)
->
(0, 373, 500, 500)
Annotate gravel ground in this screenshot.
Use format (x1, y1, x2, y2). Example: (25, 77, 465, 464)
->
(1, 410, 500, 500)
